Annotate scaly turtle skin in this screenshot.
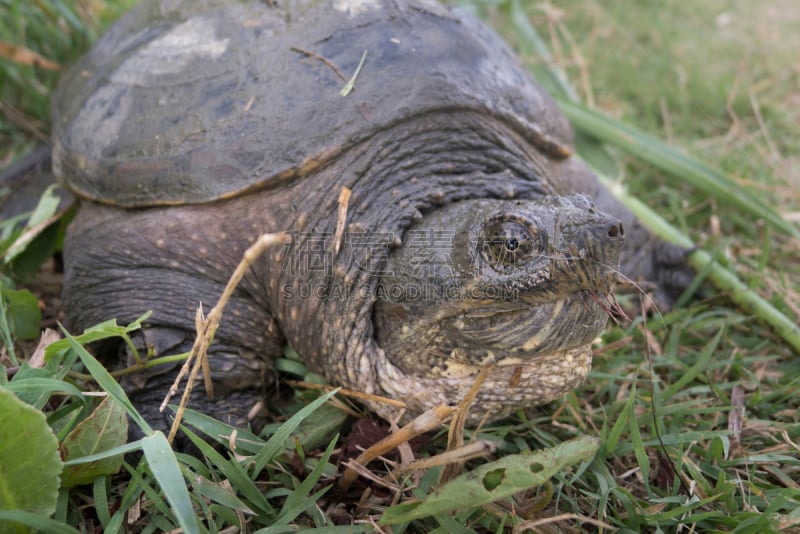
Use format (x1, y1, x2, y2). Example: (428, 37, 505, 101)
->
(53, 0, 689, 425)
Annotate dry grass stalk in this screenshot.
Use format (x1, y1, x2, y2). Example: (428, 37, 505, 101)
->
(397, 440, 496, 474)
(338, 403, 455, 491)
(161, 232, 288, 444)
(334, 186, 352, 255)
(440, 363, 495, 483)
(290, 46, 347, 82)
(0, 40, 61, 70)
(286, 379, 406, 408)
(513, 512, 617, 534)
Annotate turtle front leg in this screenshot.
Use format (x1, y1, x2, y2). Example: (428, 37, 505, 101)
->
(62, 202, 285, 436)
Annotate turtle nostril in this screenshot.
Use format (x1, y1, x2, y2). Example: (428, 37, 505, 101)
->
(607, 223, 624, 239)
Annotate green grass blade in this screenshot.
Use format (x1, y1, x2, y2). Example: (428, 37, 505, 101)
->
(182, 427, 272, 514)
(141, 432, 201, 534)
(605, 182, 800, 353)
(92, 476, 111, 528)
(627, 400, 649, 491)
(190, 475, 255, 514)
(558, 100, 800, 241)
(62, 440, 143, 466)
(273, 436, 337, 527)
(6, 377, 85, 399)
(252, 389, 338, 475)
(598, 383, 635, 458)
(60, 326, 153, 434)
(0, 510, 81, 534)
(662, 329, 722, 399)
(174, 407, 263, 452)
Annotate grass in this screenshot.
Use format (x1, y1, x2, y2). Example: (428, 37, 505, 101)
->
(1, 0, 799, 532)
(0, 1, 135, 160)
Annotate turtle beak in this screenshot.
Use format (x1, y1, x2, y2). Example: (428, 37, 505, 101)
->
(561, 216, 625, 292)
(591, 218, 624, 288)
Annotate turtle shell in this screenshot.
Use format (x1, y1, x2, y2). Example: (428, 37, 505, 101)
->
(52, 0, 573, 207)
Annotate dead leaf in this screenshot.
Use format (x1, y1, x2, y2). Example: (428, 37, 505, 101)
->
(0, 41, 60, 71)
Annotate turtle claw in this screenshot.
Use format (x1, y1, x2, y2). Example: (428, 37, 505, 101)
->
(650, 242, 695, 311)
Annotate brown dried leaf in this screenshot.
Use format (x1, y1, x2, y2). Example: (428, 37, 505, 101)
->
(0, 41, 60, 71)
(28, 328, 61, 369)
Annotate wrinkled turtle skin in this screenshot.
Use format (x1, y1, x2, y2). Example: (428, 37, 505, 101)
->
(53, 0, 690, 426)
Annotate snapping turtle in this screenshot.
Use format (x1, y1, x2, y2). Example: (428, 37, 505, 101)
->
(53, 0, 688, 426)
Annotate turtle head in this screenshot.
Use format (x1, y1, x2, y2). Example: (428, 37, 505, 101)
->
(469, 194, 623, 303)
(373, 194, 624, 386)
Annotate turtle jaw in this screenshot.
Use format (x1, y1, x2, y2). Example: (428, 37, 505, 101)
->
(451, 288, 614, 358)
(370, 342, 595, 424)
(370, 289, 612, 423)
(373, 284, 614, 389)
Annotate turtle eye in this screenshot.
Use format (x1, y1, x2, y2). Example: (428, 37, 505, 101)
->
(480, 218, 541, 272)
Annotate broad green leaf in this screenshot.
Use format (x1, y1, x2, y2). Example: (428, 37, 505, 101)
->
(3, 184, 63, 264)
(8, 221, 66, 276)
(141, 432, 200, 533)
(45, 312, 150, 359)
(0, 212, 28, 242)
(1, 288, 41, 341)
(28, 185, 65, 228)
(0, 386, 62, 521)
(60, 396, 128, 488)
(381, 436, 600, 524)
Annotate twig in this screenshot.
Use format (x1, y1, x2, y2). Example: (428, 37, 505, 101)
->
(290, 46, 347, 81)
